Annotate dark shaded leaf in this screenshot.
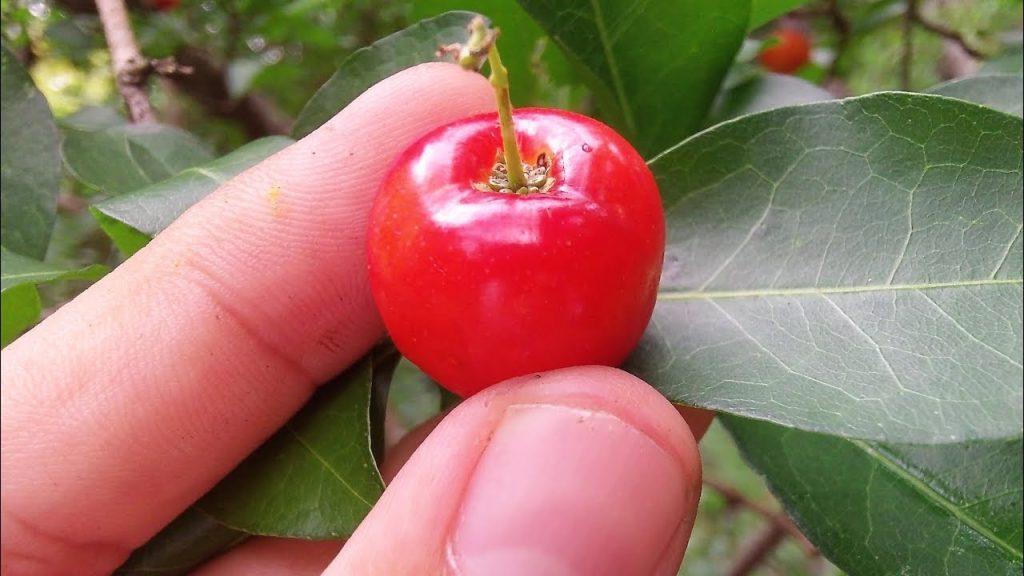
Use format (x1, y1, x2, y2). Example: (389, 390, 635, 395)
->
(724, 415, 1023, 575)
(515, 0, 750, 156)
(116, 509, 247, 576)
(749, 0, 814, 30)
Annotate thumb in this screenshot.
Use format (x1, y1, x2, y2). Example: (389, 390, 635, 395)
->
(327, 366, 702, 575)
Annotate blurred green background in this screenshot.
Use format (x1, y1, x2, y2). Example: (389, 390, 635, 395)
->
(2, 1, 1021, 574)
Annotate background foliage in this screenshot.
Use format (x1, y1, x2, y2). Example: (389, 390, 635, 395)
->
(1, 1, 1021, 575)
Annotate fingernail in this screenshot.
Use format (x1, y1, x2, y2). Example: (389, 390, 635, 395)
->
(448, 403, 689, 576)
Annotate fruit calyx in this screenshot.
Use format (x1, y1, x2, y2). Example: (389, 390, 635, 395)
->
(441, 16, 551, 196)
(477, 152, 555, 195)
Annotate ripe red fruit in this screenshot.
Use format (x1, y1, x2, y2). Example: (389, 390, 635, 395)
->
(368, 108, 664, 397)
(758, 28, 811, 74)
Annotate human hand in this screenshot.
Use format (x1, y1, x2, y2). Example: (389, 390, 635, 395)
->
(1, 63, 710, 576)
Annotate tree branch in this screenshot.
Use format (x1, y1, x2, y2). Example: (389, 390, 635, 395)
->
(727, 521, 788, 576)
(825, 0, 851, 78)
(912, 9, 986, 59)
(167, 47, 291, 138)
(704, 478, 819, 558)
(95, 0, 154, 123)
(900, 0, 915, 90)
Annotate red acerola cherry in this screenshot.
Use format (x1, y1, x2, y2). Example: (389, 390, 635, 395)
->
(758, 28, 811, 74)
(368, 108, 664, 397)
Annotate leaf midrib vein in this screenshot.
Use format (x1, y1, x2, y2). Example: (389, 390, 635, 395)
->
(850, 439, 1023, 561)
(589, 0, 636, 134)
(657, 279, 1022, 301)
(284, 423, 375, 507)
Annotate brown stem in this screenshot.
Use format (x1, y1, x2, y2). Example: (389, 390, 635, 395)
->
(727, 521, 787, 576)
(825, 0, 851, 78)
(912, 11, 986, 59)
(167, 47, 291, 138)
(900, 0, 915, 90)
(704, 478, 819, 557)
(96, 0, 155, 123)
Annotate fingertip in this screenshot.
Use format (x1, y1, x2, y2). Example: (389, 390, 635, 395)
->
(469, 365, 702, 476)
(331, 366, 701, 575)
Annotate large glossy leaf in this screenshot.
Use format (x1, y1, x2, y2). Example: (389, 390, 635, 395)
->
(724, 415, 1023, 575)
(1, 44, 62, 260)
(749, 0, 813, 30)
(927, 75, 1023, 117)
(92, 136, 293, 256)
(0, 247, 108, 345)
(979, 45, 1023, 76)
(292, 11, 479, 139)
(709, 72, 832, 126)
(119, 349, 395, 574)
(515, 0, 750, 156)
(628, 92, 1024, 442)
(62, 124, 213, 195)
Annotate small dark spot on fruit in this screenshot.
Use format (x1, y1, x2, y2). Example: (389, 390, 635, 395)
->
(581, 143, 592, 153)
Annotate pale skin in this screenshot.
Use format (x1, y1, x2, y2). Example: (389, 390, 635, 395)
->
(0, 63, 713, 576)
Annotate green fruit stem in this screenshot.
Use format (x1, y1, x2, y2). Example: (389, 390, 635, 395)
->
(460, 17, 527, 190)
(486, 44, 527, 190)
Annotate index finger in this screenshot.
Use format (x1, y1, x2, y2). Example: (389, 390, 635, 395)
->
(0, 63, 494, 575)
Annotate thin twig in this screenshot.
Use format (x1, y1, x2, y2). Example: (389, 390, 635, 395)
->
(95, 0, 154, 123)
(727, 521, 788, 576)
(825, 0, 851, 78)
(913, 10, 986, 58)
(704, 478, 819, 557)
(900, 0, 915, 90)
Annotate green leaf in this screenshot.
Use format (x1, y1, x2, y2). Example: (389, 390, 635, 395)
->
(59, 105, 126, 131)
(62, 124, 214, 195)
(115, 509, 247, 576)
(709, 72, 832, 125)
(515, 0, 750, 156)
(1, 283, 41, 347)
(0, 247, 108, 345)
(630, 92, 1023, 442)
(749, 0, 813, 30)
(927, 75, 1023, 117)
(198, 350, 389, 537)
(979, 45, 1023, 77)
(90, 208, 153, 258)
(92, 136, 293, 254)
(0, 247, 108, 292)
(292, 11, 480, 139)
(1, 43, 62, 260)
(723, 415, 1023, 575)
(120, 349, 395, 574)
